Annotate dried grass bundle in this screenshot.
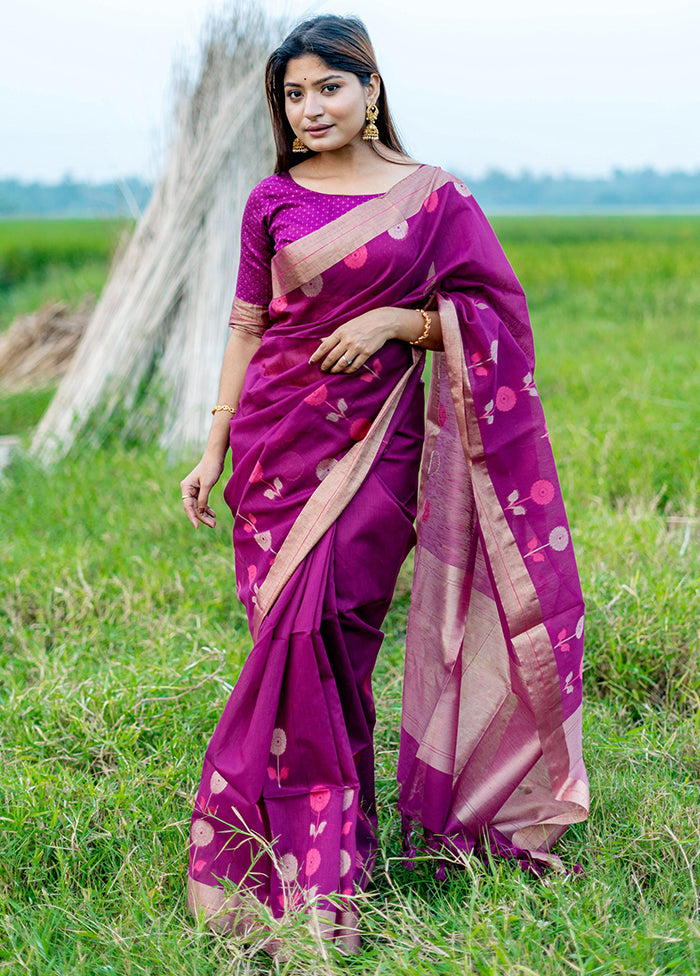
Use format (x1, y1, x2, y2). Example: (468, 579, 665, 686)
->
(32, 1, 281, 460)
(0, 298, 94, 391)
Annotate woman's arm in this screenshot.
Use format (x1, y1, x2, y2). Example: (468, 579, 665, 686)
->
(309, 305, 443, 375)
(180, 328, 261, 528)
(384, 306, 443, 351)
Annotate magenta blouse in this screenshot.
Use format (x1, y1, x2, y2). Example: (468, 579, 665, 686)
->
(234, 172, 383, 309)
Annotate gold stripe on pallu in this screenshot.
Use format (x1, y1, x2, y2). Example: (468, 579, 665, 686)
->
(229, 297, 269, 338)
(438, 294, 587, 819)
(251, 348, 423, 640)
(270, 165, 452, 299)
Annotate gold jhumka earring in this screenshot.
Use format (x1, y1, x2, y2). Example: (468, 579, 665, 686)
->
(292, 137, 308, 153)
(362, 104, 379, 141)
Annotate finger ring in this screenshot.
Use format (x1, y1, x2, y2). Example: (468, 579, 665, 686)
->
(182, 495, 191, 500)
(341, 353, 354, 365)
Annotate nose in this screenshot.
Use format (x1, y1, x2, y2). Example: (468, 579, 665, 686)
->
(303, 93, 323, 119)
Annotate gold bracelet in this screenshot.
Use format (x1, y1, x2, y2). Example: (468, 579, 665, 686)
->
(211, 403, 237, 416)
(409, 308, 431, 346)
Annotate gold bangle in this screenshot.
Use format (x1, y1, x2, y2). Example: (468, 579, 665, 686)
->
(211, 403, 237, 416)
(409, 308, 431, 346)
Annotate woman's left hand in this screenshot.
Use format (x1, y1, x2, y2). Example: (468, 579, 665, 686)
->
(308, 308, 397, 374)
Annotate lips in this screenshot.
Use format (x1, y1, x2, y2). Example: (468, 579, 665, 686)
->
(306, 125, 332, 134)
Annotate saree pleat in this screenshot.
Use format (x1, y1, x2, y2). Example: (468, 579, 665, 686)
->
(188, 345, 423, 933)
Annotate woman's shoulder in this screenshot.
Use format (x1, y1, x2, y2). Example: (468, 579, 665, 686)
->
(241, 174, 303, 236)
(425, 165, 472, 195)
(392, 161, 474, 201)
(247, 172, 295, 203)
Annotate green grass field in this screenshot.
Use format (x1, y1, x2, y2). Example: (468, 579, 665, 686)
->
(1, 217, 698, 974)
(0, 218, 129, 332)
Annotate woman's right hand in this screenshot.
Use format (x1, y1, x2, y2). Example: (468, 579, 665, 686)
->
(180, 453, 225, 529)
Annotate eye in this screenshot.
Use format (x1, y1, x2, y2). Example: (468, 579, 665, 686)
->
(286, 90, 302, 100)
(322, 84, 340, 94)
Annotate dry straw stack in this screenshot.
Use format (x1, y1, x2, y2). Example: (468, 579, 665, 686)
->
(0, 298, 94, 391)
(32, 1, 280, 461)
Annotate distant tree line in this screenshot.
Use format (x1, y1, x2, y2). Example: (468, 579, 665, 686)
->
(1, 169, 699, 216)
(458, 168, 700, 210)
(0, 176, 152, 218)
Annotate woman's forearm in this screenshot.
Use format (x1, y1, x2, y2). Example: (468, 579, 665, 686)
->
(389, 307, 444, 350)
(203, 329, 262, 462)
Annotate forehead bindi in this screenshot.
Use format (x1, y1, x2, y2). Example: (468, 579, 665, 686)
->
(284, 73, 343, 88)
(284, 56, 346, 89)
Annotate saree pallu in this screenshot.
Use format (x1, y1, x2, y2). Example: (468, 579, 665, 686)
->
(187, 166, 589, 940)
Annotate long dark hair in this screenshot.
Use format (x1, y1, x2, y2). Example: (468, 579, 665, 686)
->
(265, 15, 408, 173)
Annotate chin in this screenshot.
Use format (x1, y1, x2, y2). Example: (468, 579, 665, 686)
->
(319, 135, 356, 152)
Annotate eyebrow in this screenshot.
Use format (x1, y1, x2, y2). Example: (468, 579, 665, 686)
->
(284, 74, 344, 88)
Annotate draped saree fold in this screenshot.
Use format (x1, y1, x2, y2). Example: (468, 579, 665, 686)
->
(187, 165, 589, 942)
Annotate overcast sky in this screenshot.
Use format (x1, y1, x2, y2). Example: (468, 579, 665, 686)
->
(1, 0, 698, 182)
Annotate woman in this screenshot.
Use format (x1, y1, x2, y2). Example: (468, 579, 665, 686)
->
(180, 14, 588, 948)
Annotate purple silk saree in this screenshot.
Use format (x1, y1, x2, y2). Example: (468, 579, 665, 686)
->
(187, 165, 589, 942)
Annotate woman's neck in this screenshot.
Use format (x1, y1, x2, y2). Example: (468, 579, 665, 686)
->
(290, 142, 419, 195)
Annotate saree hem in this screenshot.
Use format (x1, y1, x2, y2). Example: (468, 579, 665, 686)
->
(187, 876, 362, 952)
(398, 811, 585, 879)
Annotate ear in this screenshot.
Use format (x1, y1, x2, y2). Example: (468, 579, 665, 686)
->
(366, 72, 381, 105)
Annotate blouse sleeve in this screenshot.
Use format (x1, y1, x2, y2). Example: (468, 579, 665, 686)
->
(229, 182, 273, 338)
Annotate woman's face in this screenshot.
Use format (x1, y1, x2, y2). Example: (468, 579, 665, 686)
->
(283, 54, 379, 154)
